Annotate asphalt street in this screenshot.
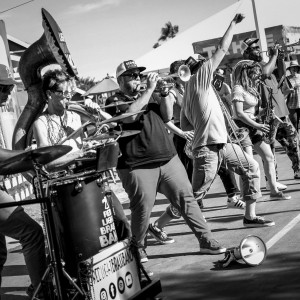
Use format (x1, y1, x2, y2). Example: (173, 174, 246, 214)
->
(1, 143, 300, 299)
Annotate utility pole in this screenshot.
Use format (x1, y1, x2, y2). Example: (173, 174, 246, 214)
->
(251, 0, 268, 62)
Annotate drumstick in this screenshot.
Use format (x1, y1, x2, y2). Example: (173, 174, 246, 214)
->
(58, 121, 92, 145)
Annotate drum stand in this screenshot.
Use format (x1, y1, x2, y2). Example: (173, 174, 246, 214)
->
(32, 162, 85, 300)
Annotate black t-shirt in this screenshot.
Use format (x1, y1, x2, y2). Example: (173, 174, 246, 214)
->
(106, 91, 176, 169)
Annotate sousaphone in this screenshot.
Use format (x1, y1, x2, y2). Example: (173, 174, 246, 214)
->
(12, 8, 78, 152)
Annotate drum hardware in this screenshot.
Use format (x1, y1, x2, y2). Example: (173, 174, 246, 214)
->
(16, 145, 84, 299)
(74, 181, 83, 193)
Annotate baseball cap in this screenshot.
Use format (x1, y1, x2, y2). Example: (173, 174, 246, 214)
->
(0, 64, 17, 85)
(116, 60, 146, 78)
(241, 37, 259, 53)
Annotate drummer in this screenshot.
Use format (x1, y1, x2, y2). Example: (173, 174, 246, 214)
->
(32, 69, 131, 237)
(0, 64, 47, 296)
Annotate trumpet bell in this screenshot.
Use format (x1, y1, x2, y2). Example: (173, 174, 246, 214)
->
(178, 65, 191, 82)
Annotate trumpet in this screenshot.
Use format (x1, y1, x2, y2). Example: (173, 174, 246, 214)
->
(260, 39, 300, 58)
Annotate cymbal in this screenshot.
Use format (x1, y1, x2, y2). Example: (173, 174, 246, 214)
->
(84, 130, 141, 141)
(0, 145, 72, 175)
(98, 110, 145, 125)
(101, 101, 133, 108)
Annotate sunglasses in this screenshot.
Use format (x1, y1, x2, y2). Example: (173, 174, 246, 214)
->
(122, 72, 141, 80)
(249, 46, 260, 51)
(0, 84, 14, 94)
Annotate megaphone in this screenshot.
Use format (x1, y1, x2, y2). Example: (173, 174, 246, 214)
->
(219, 235, 267, 268)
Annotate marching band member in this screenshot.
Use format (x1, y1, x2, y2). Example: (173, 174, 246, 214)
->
(180, 14, 274, 228)
(231, 60, 291, 201)
(32, 69, 131, 238)
(105, 58, 226, 269)
(148, 60, 245, 246)
(242, 38, 300, 183)
(0, 64, 47, 297)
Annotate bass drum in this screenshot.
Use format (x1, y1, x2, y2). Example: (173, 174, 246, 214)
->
(50, 172, 118, 277)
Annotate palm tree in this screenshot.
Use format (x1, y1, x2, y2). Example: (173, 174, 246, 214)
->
(153, 21, 179, 48)
(76, 76, 99, 92)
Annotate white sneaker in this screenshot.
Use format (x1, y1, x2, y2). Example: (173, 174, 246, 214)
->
(227, 195, 245, 209)
(265, 181, 287, 191)
(269, 191, 291, 200)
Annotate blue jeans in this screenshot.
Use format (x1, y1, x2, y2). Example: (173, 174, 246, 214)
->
(192, 143, 261, 202)
(118, 155, 210, 248)
(0, 190, 46, 289)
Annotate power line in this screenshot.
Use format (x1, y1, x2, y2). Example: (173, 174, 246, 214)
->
(0, 0, 35, 14)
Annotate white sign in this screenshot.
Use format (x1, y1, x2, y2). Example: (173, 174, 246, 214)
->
(88, 241, 141, 300)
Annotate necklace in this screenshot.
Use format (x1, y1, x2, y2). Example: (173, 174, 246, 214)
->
(45, 111, 68, 145)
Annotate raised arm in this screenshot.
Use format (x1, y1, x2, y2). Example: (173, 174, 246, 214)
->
(261, 44, 282, 77)
(211, 14, 244, 71)
(123, 72, 158, 123)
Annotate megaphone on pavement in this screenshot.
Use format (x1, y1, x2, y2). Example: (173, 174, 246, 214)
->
(219, 235, 267, 268)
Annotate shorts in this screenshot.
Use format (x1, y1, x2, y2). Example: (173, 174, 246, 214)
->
(234, 119, 264, 145)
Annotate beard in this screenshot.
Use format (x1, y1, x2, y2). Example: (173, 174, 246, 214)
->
(249, 51, 263, 62)
(123, 81, 140, 96)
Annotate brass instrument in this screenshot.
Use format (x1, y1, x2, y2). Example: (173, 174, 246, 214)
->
(12, 8, 78, 154)
(260, 39, 300, 59)
(213, 85, 254, 178)
(214, 86, 250, 145)
(259, 81, 283, 144)
(185, 85, 254, 179)
(157, 64, 191, 92)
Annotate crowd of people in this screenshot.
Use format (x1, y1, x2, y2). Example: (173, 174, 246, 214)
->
(1, 11, 300, 298)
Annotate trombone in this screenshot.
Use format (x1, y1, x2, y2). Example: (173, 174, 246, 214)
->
(211, 85, 258, 179)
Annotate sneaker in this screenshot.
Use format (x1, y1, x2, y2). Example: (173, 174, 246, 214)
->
(243, 216, 275, 227)
(227, 195, 245, 209)
(138, 248, 148, 263)
(294, 170, 300, 179)
(269, 191, 291, 200)
(148, 223, 175, 244)
(265, 181, 287, 191)
(199, 238, 226, 255)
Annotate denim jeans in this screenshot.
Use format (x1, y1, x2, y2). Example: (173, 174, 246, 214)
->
(218, 163, 239, 198)
(118, 155, 210, 248)
(192, 143, 261, 202)
(0, 190, 47, 289)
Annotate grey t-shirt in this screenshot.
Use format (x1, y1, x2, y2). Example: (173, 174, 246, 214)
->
(182, 59, 227, 149)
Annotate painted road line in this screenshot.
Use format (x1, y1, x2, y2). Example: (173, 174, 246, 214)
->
(266, 213, 300, 249)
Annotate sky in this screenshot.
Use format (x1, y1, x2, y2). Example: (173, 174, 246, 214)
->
(0, 0, 237, 81)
